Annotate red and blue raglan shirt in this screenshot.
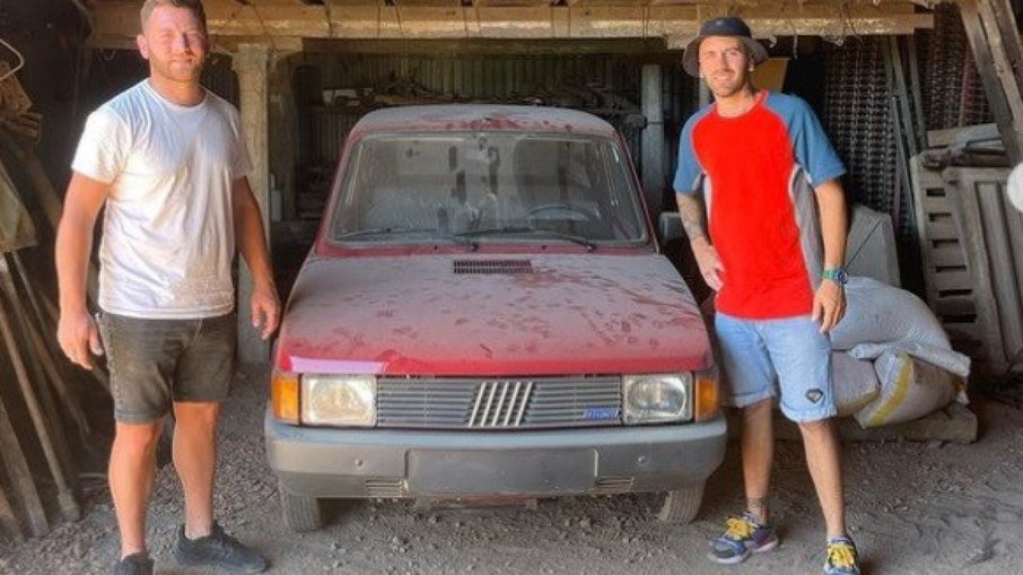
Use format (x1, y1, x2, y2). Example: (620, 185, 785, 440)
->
(673, 90, 845, 320)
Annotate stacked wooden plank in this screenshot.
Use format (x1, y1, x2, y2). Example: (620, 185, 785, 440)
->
(0, 69, 105, 542)
(943, 165, 1023, 375)
(911, 124, 1022, 377)
(0, 249, 83, 540)
(910, 155, 985, 357)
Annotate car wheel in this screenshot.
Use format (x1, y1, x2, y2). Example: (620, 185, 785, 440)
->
(279, 481, 325, 532)
(656, 483, 705, 524)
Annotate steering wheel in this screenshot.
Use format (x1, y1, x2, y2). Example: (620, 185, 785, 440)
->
(526, 203, 601, 222)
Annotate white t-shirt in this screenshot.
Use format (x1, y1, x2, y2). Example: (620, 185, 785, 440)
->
(72, 80, 252, 319)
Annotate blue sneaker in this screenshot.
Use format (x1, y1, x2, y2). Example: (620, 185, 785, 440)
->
(708, 512, 779, 564)
(823, 535, 861, 575)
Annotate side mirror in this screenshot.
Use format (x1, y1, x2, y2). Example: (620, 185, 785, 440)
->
(659, 211, 683, 243)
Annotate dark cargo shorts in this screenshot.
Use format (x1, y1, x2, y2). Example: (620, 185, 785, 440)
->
(97, 311, 237, 424)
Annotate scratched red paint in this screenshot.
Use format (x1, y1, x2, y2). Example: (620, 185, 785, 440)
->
(276, 254, 710, 376)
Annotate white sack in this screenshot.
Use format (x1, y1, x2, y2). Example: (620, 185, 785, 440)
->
(854, 350, 966, 428)
(850, 341, 970, 379)
(832, 351, 880, 417)
(831, 277, 950, 351)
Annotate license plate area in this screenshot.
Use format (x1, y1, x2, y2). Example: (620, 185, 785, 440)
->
(408, 449, 596, 496)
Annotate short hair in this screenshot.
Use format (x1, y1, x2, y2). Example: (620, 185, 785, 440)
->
(140, 0, 208, 34)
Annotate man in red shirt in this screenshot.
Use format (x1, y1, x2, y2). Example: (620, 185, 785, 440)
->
(674, 17, 860, 575)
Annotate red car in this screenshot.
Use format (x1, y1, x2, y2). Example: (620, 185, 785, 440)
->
(266, 104, 725, 532)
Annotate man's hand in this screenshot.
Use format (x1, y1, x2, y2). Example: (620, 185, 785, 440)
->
(251, 282, 281, 340)
(812, 280, 846, 333)
(57, 310, 104, 370)
(691, 237, 725, 291)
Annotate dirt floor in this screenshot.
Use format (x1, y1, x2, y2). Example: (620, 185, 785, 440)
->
(1, 364, 1022, 575)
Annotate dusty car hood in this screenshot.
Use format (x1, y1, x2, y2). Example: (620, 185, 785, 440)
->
(275, 254, 712, 376)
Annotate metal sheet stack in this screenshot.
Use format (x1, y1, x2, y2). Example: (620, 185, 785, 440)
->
(822, 37, 898, 225)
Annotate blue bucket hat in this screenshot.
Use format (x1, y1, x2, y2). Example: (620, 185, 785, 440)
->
(682, 17, 769, 78)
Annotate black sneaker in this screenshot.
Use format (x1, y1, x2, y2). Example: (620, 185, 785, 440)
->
(113, 552, 153, 575)
(173, 521, 267, 574)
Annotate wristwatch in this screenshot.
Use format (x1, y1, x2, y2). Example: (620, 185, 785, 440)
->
(822, 267, 849, 286)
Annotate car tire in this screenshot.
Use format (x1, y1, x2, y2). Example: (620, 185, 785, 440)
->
(656, 483, 704, 524)
(279, 481, 325, 532)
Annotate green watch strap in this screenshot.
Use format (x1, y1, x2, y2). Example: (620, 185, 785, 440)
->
(822, 267, 848, 285)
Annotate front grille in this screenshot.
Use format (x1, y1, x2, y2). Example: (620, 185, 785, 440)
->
(377, 376, 621, 429)
(452, 259, 533, 275)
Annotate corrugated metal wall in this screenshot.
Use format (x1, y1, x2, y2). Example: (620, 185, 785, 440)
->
(295, 53, 647, 166)
(822, 37, 896, 218)
(919, 3, 992, 130)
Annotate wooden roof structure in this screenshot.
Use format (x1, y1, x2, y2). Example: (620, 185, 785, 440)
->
(86, 0, 935, 52)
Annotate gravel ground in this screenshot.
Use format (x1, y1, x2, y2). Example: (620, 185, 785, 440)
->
(2, 364, 1022, 575)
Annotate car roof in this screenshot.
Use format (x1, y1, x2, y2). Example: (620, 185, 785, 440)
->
(347, 104, 620, 141)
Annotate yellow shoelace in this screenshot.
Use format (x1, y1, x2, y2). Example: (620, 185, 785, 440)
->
(724, 517, 755, 540)
(827, 542, 857, 569)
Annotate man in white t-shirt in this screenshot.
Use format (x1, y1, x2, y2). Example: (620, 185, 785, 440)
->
(55, 1, 278, 574)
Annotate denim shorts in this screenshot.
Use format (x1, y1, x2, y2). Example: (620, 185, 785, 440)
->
(714, 311, 836, 423)
(98, 311, 236, 423)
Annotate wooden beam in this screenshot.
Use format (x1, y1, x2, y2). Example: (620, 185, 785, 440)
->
(955, 0, 1023, 165)
(89, 1, 933, 49)
(0, 387, 46, 537)
(0, 257, 80, 523)
(302, 36, 666, 54)
(0, 294, 49, 538)
(0, 486, 22, 542)
(674, 4, 933, 47)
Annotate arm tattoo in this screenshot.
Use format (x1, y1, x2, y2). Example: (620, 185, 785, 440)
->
(676, 194, 709, 244)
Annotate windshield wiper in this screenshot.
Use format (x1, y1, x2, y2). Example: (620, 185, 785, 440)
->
(456, 226, 596, 251)
(335, 227, 478, 250)
(335, 227, 432, 239)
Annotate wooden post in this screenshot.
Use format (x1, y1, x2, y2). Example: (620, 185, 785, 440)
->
(0, 322, 49, 538)
(232, 44, 272, 365)
(10, 253, 90, 441)
(641, 64, 666, 218)
(956, 0, 1023, 165)
(0, 485, 23, 542)
(0, 257, 80, 522)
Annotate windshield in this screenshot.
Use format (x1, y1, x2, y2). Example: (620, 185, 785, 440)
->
(329, 131, 648, 246)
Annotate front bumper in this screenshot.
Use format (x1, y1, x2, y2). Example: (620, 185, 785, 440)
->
(266, 408, 727, 498)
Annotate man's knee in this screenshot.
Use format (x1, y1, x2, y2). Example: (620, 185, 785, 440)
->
(113, 420, 164, 455)
(173, 402, 221, 433)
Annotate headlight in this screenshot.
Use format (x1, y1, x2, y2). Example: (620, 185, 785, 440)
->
(301, 374, 377, 426)
(622, 374, 692, 424)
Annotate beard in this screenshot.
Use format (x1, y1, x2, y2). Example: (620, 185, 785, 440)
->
(151, 57, 204, 83)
